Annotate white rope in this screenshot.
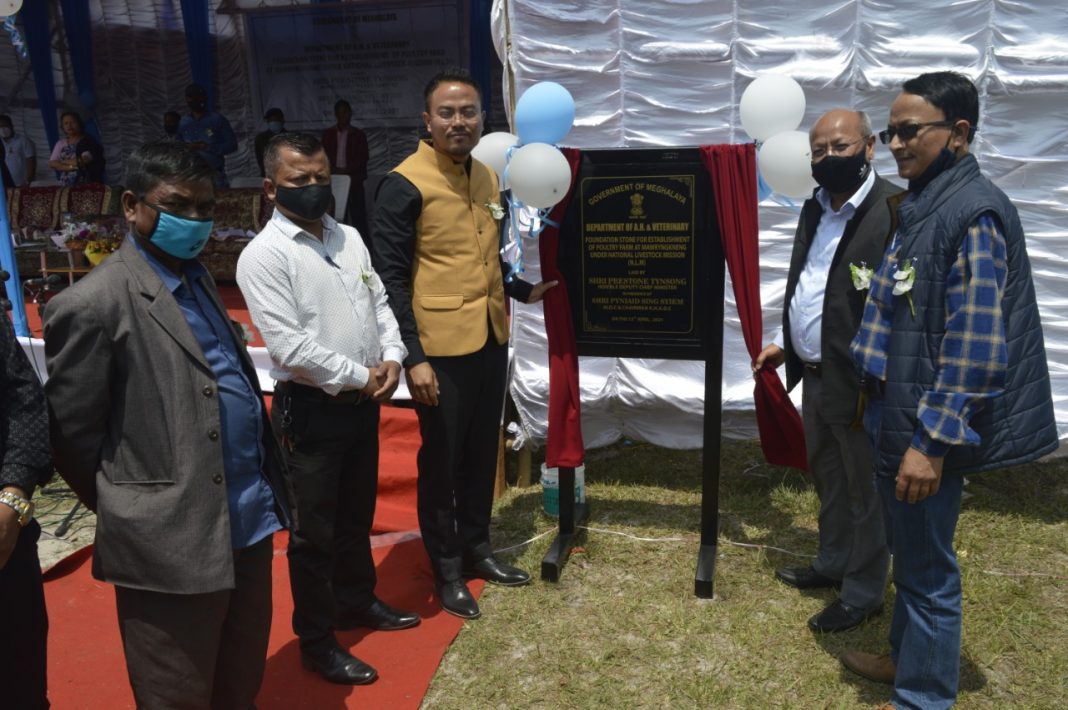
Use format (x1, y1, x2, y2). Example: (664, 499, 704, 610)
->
(493, 525, 816, 558)
(493, 528, 555, 554)
(720, 538, 814, 559)
(981, 569, 1068, 581)
(579, 526, 685, 543)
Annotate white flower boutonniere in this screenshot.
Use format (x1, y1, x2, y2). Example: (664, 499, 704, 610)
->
(485, 201, 505, 221)
(849, 262, 874, 290)
(361, 270, 375, 287)
(234, 321, 256, 344)
(893, 258, 917, 317)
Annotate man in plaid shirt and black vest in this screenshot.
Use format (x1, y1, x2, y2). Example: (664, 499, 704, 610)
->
(840, 71, 1057, 710)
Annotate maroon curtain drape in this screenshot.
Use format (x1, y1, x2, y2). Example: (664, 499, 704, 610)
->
(699, 144, 808, 470)
(537, 147, 585, 468)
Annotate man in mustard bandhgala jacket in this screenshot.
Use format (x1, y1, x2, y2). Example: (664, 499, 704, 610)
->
(373, 68, 555, 620)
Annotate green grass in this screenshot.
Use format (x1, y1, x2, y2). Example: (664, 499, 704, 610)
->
(424, 440, 1068, 709)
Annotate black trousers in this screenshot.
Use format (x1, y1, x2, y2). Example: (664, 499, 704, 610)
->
(0, 519, 49, 709)
(272, 390, 380, 648)
(115, 535, 273, 710)
(416, 336, 508, 582)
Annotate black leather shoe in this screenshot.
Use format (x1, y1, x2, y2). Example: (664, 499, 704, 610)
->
(462, 556, 531, 587)
(436, 579, 481, 619)
(300, 643, 378, 685)
(775, 565, 841, 590)
(808, 599, 883, 633)
(337, 599, 421, 631)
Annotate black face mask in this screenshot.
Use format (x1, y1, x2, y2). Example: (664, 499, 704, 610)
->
(811, 150, 870, 195)
(274, 183, 332, 221)
(908, 148, 958, 194)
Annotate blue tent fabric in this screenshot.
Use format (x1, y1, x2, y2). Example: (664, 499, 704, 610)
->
(0, 187, 30, 337)
(180, 0, 215, 111)
(19, 1, 60, 151)
(59, 0, 102, 144)
(469, 0, 494, 114)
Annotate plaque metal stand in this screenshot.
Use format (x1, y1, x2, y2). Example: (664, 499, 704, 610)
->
(540, 466, 589, 583)
(543, 147, 725, 596)
(695, 250, 724, 597)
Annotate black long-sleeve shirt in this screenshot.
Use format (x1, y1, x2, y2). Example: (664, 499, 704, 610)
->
(0, 318, 51, 493)
(371, 171, 533, 368)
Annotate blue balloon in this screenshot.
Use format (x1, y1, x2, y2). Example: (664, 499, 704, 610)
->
(514, 81, 575, 146)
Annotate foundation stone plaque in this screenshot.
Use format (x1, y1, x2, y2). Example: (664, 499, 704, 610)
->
(558, 148, 721, 359)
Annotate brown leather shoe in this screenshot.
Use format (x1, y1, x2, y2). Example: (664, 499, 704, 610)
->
(841, 650, 896, 685)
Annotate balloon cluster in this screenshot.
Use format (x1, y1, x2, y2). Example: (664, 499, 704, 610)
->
(740, 75, 816, 200)
(471, 81, 576, 281)
(0, 0, 23, 18)
(472, 81, 574, 208)
(2, 2, 27, 61)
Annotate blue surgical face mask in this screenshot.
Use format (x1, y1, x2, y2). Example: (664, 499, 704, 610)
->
(268, 121, 283, 133)
(143, 201, 214, 259)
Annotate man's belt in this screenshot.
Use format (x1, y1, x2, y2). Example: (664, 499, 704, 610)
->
(274, 381, 368, 405)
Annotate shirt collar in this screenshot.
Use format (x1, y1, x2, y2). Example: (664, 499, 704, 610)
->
(131, 233, 207, 293)
(815, 167, 877, 217)
(269, 207, 339, 242)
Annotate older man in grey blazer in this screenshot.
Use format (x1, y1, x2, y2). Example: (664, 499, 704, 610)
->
(755, 109, 898, 634)
(45, 141, 294, 709)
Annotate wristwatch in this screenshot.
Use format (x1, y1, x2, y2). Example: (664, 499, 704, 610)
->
(0, 490, 34, 527)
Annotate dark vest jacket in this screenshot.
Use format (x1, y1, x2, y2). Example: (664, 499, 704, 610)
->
(876, 153, 1057, 476)
(783, 175, 901, 424)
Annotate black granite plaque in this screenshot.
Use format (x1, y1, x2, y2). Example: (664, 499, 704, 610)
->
(558, 148, 721, 359)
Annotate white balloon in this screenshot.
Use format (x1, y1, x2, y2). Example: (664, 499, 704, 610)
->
(758, 130, 817, 199)
(506, 143, 572, 209)
(0, 0, 23, 16)
(740, 75, 806, 141)
(470, 131, 518, 186)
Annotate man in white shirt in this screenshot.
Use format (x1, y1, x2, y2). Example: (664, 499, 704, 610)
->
(754, 109, 901, 633)
(237, 132, 418, 686)
(0, 115, 36, 186)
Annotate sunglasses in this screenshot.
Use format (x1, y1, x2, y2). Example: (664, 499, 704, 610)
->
(878, 120, 954, 145)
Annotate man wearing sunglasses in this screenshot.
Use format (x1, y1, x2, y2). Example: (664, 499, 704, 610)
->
(842, 72, 1057, 710)
(44, 141, 294, 707)
(755, 109, 899, 635)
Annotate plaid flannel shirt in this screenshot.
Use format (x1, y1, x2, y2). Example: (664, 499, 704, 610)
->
(851, 212, 1008, 457)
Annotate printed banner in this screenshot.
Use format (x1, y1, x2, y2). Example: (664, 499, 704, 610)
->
(246, 1, 464, 129)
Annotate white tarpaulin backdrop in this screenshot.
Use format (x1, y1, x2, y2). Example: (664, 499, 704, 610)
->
(495, 0, 1068, 450)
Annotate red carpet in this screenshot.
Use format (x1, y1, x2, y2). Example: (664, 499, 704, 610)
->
(22, 286, 263, 345)
(42, 407, 482, 709)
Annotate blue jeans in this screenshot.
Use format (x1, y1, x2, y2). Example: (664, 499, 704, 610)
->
(865, 397, 963, 710)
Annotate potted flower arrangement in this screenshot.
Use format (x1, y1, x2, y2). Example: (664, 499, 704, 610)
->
(60, 219, 122, 266)
(84, 232, 122, 266)
(57, 221, 91, 251)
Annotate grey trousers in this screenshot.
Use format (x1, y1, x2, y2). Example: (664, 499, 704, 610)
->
(114, 535, 274, 710)
(802, 370, 889, 610)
